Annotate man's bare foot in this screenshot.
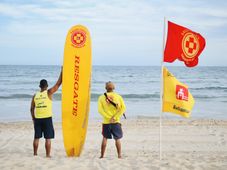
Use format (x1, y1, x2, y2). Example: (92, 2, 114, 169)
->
(46, 155, 51, 158)
(99, 156, 104, 159)
(118, 155, 122, 159)
(34, 153, 38, 156)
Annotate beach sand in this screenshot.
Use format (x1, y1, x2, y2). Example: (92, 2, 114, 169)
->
(0, 118, 227, 170)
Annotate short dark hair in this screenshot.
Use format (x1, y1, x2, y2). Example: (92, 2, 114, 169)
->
(39, 79, 48, 89)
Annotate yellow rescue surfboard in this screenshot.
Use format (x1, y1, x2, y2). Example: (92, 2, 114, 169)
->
(62, 25, 92, 157)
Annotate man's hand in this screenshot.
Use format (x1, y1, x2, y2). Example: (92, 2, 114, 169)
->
(30, 95, 35, 124)
(110, 116, 116, 123)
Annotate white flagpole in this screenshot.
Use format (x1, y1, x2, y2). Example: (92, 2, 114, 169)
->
(160, 17, 167, 161)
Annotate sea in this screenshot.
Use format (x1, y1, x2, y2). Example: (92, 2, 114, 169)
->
(0, 65, 227, 122)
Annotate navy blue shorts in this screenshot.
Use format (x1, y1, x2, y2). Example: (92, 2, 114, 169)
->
(34, 117, 54, 139)
(102, 123, 123, 140)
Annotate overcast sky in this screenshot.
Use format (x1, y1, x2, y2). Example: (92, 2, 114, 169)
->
(0, 0, 227, 66)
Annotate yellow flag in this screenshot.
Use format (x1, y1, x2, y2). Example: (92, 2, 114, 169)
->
(162, 67, 195, 118)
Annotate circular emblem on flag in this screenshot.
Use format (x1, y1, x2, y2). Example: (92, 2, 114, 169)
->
(71, 30, 86, 48)
(182, 32, 199, 61)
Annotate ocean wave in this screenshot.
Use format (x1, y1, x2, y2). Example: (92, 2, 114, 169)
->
(92, 81, 106, 84)
(0, 93, 160, 100)
(0, 94, 33, 99)
(193, 94, 227, 99)
(121, 94, 159, 99)
(191, 86, 227, 90)
(1, 93, 225, 101)
(79, 93, 160, 100)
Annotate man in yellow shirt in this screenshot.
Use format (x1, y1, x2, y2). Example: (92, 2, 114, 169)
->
(98, 81, 126, 158)
(30, 68, 62, 158)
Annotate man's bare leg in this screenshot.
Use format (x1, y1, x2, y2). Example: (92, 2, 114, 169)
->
(115, 139, 122, 158)
(100, 137, 107, 158)
(33, 139, 39, 156)
(45, 139, 51, 158)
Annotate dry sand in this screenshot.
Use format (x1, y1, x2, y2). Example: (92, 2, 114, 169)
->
(0, 118, 227, 170)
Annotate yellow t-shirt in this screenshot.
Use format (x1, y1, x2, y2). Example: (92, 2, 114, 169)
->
(34, 90, 52, 118)
(98, 92, 126, 124)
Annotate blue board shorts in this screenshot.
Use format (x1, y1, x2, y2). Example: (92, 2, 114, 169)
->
(102, 123, 123, 140)
(34, 117, 54, 139)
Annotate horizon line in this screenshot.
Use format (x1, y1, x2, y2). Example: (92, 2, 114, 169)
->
(0, 64, 227, 67)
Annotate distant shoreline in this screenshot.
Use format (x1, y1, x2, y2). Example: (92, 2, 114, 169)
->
(1, 116, 227, 124)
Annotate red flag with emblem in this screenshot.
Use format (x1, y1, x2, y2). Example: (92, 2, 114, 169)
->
(164, 21, 206, 67)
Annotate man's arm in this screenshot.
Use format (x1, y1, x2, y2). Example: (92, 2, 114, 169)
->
(48, 67, 62, 97)
(98, 97, 112, 119)
(30, 95, 35, 121)
(113, 96, 126, 120)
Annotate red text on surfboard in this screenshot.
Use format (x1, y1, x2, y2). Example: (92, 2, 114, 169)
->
(72, 55, 80, 116)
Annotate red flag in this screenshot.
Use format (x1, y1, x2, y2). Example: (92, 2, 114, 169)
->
(164, 21, 206, 67)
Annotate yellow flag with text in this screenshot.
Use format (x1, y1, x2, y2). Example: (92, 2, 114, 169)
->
(162, 67, 195, 118)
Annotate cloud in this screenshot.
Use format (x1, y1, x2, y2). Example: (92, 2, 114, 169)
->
(0, 0, 227, 65)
